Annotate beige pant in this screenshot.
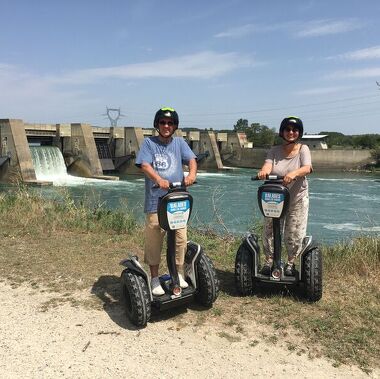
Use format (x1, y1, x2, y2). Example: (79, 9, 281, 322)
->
(263, 195, 309, 264)
(144, 213, 187, 266)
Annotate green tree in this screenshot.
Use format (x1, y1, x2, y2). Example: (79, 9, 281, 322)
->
(250, 123, 276, 147)
(233, 119, 249, 133)
(233, 119, 276, 147)
(319, 131, 349, 148)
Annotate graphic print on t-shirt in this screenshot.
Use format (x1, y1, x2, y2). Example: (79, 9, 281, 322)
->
(153, 151, 176, 176)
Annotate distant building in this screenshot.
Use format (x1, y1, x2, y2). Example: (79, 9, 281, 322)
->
(301, 134, 328, 149)
(237, 132, 253, 148)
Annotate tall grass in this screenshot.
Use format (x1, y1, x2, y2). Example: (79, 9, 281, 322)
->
(323, 236, 379, 277)
(0, 186, 137, 235)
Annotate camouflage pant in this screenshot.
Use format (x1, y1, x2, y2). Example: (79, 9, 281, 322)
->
(263, 195, 309, 264)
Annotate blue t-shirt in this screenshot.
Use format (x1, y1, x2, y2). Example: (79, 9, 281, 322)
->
(135, 136, 196, 213)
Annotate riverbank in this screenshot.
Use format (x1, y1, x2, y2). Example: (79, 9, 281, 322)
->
(0, 188, 379, 376)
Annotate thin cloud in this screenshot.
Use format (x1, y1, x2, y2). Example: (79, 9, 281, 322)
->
(214, 23, 286, 38)
(214, 24, 258, 38)
(50, 51, 254, 84)
(329, 46, 380, 61)
(295, 86, 350, 96)
(296, 19, 363, 37)
(325, 67, 380, 80)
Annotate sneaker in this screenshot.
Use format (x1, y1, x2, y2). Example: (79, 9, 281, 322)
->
(260, 264, 271, 276)
(151, 277, 165, 296)
(284, 263, 296, 276)
(178, 273, 189, 289)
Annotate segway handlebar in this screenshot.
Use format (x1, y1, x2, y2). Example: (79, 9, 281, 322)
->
(251, 175, 284, 181)
(152, 181, 197, 189)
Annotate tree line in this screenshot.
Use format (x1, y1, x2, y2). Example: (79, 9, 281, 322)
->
(231, 118, 380, 150)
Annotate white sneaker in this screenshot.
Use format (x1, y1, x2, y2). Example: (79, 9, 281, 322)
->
(151, 277, 165, 296)
(178, 273, 189, 289)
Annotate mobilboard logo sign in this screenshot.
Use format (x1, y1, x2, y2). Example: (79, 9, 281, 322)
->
(261, 192, 284, 218)
(167, 200, 190, 230)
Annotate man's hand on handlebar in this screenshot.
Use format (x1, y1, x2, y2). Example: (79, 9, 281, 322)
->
(156, 178, 170, 190)
(184, 174, 196, 187)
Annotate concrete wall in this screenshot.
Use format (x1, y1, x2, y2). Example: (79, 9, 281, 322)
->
(223, 147, 373, 170)
(310, 149, 372, 170)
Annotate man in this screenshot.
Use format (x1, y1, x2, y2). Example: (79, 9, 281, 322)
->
(135, 107, 197, 295)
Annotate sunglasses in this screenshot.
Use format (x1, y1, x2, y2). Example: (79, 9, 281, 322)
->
(158, 120, 175, 126)
(284, 127, 299, 133)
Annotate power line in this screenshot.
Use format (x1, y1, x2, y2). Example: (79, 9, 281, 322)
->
(181, 94, 380, 117)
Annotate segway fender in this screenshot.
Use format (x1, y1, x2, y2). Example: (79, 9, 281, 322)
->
(298, 236, 316, 275)
(120, 256, 152, 300)
(242, 233, 260, 276)
(184, 241, 202, 289)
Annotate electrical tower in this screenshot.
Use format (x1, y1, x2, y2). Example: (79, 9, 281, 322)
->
(104, 107, 125, 127)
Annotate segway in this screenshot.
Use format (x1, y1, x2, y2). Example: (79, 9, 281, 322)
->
(235, 175, 322, 302)
(120, 182, 219, 327)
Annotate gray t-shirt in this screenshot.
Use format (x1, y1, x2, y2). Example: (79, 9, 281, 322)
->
(265, 144, 312, 204)
(136, 136, 196, 213)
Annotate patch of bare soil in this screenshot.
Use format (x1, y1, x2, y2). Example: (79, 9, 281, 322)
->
(0, 281, 377, 379)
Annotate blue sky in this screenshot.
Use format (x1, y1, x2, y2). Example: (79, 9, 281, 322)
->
(1, 0, 379, 134)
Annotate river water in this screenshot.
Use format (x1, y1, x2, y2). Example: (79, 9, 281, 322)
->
(2, 146, 379, 245)
(25, 164, 380, 245)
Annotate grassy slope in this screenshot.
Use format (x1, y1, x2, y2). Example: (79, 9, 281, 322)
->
(0, 187, 378, 372)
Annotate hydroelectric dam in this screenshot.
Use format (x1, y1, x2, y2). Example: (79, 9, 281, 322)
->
(0, 118, 373, 185)
(0, 119, 238, 184)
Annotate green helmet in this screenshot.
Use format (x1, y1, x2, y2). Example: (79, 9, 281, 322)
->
(153, 107, 179, 130)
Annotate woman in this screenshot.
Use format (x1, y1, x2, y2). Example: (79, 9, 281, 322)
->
(257, 116, 312, 276)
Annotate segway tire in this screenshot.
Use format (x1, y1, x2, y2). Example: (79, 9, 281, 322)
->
(121, 269, 151, 327)
(195, 254, 219, 307)
(235, 244, 254, 296)
(302, 247, 323, 302)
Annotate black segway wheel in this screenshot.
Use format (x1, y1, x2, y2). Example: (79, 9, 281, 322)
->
(195, 254, 219, 307)
(302, 247, 323, 302)
(235, 244, 254, 296)
(121, 269, 151, 327)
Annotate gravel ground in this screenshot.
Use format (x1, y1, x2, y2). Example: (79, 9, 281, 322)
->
(0, 281, 377, 379)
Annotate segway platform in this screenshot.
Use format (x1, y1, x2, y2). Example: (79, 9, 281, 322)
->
(152, 280, 196, 311)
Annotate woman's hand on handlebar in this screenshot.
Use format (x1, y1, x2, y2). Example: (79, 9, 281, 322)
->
(283, 172, 297, 186)
(257, 170, 269, 180)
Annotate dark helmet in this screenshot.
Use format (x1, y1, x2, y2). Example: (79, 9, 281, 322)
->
(279, 116, 304, 140)
(153, 107, 179, 130)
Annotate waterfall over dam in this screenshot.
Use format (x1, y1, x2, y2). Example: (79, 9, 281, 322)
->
(30, 146, 68, 181)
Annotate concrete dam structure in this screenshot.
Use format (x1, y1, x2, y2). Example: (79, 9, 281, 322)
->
(0, 119, 228, 184)
(0, 118, 373, 184)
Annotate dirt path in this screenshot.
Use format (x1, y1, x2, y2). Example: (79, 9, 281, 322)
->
(0, 282, 377, 379)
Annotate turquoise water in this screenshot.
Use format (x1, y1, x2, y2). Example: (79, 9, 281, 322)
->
(19, 167, 380, 245)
